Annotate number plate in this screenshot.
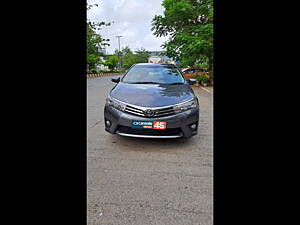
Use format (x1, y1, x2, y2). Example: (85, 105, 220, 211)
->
(132, 121, 167, 130)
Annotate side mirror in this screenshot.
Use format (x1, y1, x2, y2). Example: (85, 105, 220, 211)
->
(111, 77, 120, 83)
(188, 78, 197, 85)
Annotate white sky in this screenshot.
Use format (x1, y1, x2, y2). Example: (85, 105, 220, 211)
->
(87, 0, 169, 54)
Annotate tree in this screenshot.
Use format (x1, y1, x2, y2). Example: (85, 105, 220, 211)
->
(151, 0, 213, 71)
(87, 2, 110, 72)
(135, 48, 150, 63)
(114, 46, 137, 69)
(103, 55, 118, 71)
(122, 54, 136, 69)
(121, 46, 133, 56)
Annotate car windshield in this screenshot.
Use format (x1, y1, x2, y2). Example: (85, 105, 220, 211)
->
(122, 65, 185, 85)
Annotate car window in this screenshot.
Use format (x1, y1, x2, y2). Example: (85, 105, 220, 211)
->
(122, 65, 185, 84)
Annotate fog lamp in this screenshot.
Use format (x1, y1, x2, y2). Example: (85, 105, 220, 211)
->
(190, 123, 197, 130)
(105, 120, 111, 127)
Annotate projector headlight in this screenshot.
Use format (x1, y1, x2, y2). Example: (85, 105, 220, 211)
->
(106, 96, 126, 112)
(173, 98, 198, 113)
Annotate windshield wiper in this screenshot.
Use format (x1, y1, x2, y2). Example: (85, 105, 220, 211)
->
(130, 81, 162, 84)
(167, 82, 184, 85)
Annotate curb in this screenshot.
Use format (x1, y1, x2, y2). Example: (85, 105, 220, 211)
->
(87, 73, 123, 78)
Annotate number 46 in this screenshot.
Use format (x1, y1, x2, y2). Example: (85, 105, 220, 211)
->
(153, 121, 166, 129)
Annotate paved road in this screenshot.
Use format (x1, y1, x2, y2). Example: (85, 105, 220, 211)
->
(88, 76, 213, 225)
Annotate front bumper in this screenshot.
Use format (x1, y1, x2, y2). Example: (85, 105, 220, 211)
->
(104, 105, 199, 138)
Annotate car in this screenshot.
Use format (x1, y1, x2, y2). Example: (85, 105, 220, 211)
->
(104, 63, 199, 139)
(181, 68, 208, 80)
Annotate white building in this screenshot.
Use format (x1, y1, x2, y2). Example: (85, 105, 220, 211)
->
(97, 56, 109, 71)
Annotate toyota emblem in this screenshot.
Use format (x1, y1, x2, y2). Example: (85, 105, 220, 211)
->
(145, 109, 155, 117)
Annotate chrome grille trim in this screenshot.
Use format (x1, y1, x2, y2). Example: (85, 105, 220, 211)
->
(154, 107, 174, 114)
(125, 105, 144, 113)
(111, 97, 194, 118)
(154, 111, 174, 117)
(112, 97, 193, 110)
(124, 109, 144, 116)
(124, 104, 176, 118)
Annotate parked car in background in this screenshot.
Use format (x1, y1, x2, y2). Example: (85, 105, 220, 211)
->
(148, 56, 163, 64)
(181, 68, 208, 80)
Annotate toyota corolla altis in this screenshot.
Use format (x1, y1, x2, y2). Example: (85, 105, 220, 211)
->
(104, 63, 199, 138)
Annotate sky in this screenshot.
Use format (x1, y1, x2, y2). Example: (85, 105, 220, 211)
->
(87, 0, 169, 54)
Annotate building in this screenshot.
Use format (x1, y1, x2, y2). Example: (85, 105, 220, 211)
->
(148, 51, 176, 64)
(148, 51, 164, 57)
(98, 47, 106, 55)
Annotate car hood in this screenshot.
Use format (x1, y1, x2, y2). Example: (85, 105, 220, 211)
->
(110, 82, 195, 107)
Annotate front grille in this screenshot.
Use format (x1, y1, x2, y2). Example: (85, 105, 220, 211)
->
(117, 126, 181, 136)
(124, 104, 176, 118)
(124, 105, 144, 117)
(154, 106, 175, 117)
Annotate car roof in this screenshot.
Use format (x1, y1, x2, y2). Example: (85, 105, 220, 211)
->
(135, 63, 177, 68)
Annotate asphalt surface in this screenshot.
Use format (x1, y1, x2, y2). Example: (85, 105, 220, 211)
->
(87, 75, 213, 225)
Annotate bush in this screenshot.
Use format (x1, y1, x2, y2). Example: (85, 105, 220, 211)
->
(194, 72, 210, 84)
(97, 70, 111, 73)
(195, 63, 208, 69)
(90, 69, 98, 74)
(201, 74, 209, 84)
(193, 73, 201, 82)
(110, 69, 126, 73)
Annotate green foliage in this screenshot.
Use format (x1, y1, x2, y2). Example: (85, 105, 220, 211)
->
(90, 69, 98, 74)
(121, 46, 133, 55)
(152, 0, 213, 71)
(201, 73, 209, 83)
(195, 63, 208, 69)
(87, 54, 98, 66)
(114, 46, 137, 69)
(102, 55, 118, 71)
(122, 54, 136, 69)
(113, 69, 126, 73)
(87, 2, 110, 72)
(98, 70, 111, 73)
(194, 73, 201, 82)
(112, 46, 151, 69)
(114, 46, 133, 57)
(193, 72, 209, 84)
(134, 48, 150, 63)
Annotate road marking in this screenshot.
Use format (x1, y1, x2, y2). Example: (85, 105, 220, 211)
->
(200, 87, 212, 94)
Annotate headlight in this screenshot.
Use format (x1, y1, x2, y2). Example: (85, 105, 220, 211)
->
(106, 96, 126, 111)
(173, 98, 198, 113)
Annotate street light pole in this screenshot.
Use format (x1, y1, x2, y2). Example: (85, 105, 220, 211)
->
(116, 35, 123, 70)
